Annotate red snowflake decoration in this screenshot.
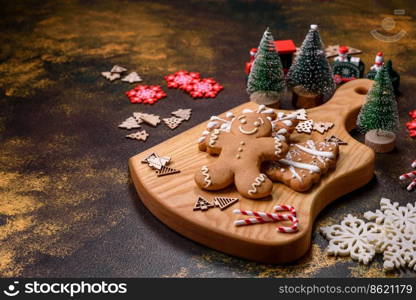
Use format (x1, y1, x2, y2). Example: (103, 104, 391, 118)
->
(125, 85, 166, 104)
(406, 110, 416, 138)
(185, 78, 223, 99)
(164, 71, 201, 90)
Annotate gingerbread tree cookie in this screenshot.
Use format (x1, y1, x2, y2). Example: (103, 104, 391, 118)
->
(263, 140, 339, 192)
(195, 105, 292, 199)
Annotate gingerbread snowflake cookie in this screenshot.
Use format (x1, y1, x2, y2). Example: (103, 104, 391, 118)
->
(195, 105, 294, 199)
(264, 140, 339, 192)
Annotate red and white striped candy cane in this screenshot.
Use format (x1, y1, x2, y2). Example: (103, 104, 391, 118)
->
(399, 170, 416, 180)
(407, 179, 416, 191)
(234, 216, 274, 226)
(274, 204, 296, 216)
(277, 216, 299, 233)
(233, 209, 293, 220)
(233, 209, 299, 233)
(412, 160, 416, 168)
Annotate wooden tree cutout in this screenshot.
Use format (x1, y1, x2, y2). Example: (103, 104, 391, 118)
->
(325, 135, 348, 145)
(156, 166, 180, 177)
(313, 122, 334, 134)
(133, 112, 161, 127)
(163, 117, 183, 130)
(118, 117, 141, 129)
(213, 197, 239, 210)
(296, 120, 314, 134)
(172, 109, 192, 121)
(126, 130, 149, 141)
(193, 196, 214, 211)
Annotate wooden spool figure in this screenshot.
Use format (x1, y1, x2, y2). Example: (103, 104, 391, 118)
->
(287, 25, 335, 109)
(357, 64, 398, 153)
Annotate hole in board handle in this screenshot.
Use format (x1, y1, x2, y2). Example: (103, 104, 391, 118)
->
(354, 87, 368, 95)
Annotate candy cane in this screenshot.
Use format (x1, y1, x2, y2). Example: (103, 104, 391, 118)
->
(277, 217, 299, 233)
(274, 204, 297, 216)
(407, 179, 416, 191)
(399, 171, 416, 180)
(233, 209, 294, 220)
(233, 209, 299, 233)
(412, 160, 416, 168)
(234, 216, 275, 226)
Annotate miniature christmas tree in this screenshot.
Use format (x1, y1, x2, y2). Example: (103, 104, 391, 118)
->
(287, 25, 335, 102)
(247, 28, 286, 106)
(357, 65, 398, 134)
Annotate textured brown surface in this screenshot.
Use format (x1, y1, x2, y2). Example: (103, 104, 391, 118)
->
(0, 0, 415, 277)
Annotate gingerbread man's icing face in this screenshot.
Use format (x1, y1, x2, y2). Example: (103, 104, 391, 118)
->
(230, 110, 274, 139)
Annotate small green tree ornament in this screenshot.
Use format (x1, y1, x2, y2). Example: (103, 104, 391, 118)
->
(287, 24, 335, 108)
(357, 65, 399, 153)
(247, 27, 286, 106)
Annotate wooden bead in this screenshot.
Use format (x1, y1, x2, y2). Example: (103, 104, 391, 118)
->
(365, 130, 396, 153)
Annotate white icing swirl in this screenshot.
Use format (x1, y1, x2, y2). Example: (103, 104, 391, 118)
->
(201, 166, 212, 188)
(248, 174, 267, 195)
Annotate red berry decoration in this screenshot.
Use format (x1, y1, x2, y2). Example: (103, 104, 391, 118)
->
(409, 110, 416, 119)
(164, 71, 201, 90)
(185, 78, 224, 99)
(125, 85, 166, 104)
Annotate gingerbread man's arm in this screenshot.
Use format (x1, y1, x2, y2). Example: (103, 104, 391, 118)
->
(257, 137, 289, 161)
(203, 129, 233, 155)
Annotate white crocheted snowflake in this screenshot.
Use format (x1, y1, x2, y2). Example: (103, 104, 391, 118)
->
(320, 214, 382, 264)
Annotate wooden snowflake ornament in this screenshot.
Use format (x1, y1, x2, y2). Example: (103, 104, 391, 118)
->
(126, 130, 149, 141)
(165, 71, 201, 90)
(171, 108, 192, 121)
(185, 78, 224, 98)
(125, 85, 166, 104)
(322, 198, 416, 271)
(163, 117, 183, 130)
(320, 214, 382, 264)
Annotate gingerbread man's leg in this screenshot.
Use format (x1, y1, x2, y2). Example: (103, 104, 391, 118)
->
(194, 163, 234, 191)
(234, 168, 273, 199)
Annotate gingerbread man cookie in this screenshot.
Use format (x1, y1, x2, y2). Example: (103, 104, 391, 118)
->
(195, 105, 295, 199)
(263, 140, 339, 192)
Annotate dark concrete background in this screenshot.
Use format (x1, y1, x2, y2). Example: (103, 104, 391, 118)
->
(0, 0, 415, 277)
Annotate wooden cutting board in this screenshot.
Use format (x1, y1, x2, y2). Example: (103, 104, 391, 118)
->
(129, 79, 375, 264)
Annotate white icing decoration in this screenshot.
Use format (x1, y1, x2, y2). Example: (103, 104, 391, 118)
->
(256, 104, 266, 112)
(242, 109, 253, 114)
(208, 129, 220, 147)
(201, 166, 212, 188)
(239, 126, 258, 135)
(225, 112, 234, 118)
(289, 166, 302, 182)
(198, 136, 206, 143)
(210, 116, 229, 123)
(295, 144, 334, 158)
(202, 130, 210, 135)
(282, 120, 293, 127)
(277, 128, 287, 134)
(279, 159, 321, 173)
(261, 109, 274, 114)
(207, 121, 218, 129)
(248, 174, 267, 195)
